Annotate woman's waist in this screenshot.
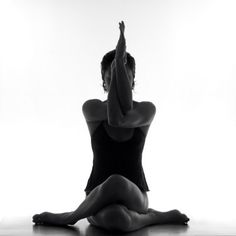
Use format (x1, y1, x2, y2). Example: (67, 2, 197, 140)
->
(93, 158, 142, 169)
(91, 161, 143, 175)
(92, 153, 142, 163)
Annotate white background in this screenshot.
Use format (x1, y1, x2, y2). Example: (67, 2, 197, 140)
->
(0, 0, 236, 224)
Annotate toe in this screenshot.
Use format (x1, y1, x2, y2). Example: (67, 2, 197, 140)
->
(32, 214, 42, 224)
(182, 214, 190, 223)
(32, 214, 39, 222)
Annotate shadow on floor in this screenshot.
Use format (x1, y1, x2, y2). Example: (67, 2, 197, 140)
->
(33, 224, 81, 235)
(32, 223, 189, 236)
(85, 224, 189, 236)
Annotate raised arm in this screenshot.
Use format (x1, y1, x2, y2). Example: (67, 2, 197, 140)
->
(114, 21, 133, 114)
(108, 49, 156, 128)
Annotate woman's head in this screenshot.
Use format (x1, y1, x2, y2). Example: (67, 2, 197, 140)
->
(101, 49, 136, 92)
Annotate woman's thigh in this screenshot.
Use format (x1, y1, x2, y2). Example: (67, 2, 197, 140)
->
(86, 174, 149, 223)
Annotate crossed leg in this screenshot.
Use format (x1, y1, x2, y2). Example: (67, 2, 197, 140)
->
(32, 174, 189, 232)
(87, 204, 189, 232)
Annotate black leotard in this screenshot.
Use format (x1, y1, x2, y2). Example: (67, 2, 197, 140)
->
(84, 121, 149, 194)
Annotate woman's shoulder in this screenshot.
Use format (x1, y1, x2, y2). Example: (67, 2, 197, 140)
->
(82, 99, 156, 118)
(83, 99, 103, 107)
(132, 101, 156, 118)
(133, 100, 156, 108)
(83, 99, 155, 106)
(82, 99, 106, 112)
(82, 99, 107, 123)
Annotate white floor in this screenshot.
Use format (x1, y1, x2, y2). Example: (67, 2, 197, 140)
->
(1, 216, 236, 236)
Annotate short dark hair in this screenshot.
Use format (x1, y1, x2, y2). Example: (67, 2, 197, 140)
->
(101, 49, 136, 92)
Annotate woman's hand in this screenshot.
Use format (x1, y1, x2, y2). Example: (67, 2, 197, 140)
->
(119, 21, 125, 35)
(115, 21, 127, 63)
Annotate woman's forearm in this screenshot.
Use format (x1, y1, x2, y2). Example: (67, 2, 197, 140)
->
(107, 66, 124, 126)
(115, 57, 133, 114)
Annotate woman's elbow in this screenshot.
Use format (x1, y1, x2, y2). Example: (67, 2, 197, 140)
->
(107, 117, 121, 127)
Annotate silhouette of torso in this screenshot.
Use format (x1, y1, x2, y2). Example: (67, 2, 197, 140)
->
(84, 121, 149, 194)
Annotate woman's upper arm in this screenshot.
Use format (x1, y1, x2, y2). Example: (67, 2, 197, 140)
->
(82, 99, 107, 122)
(109, 101, 156, 128)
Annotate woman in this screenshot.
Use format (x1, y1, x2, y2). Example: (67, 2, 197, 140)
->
(32, 21, 189, 232)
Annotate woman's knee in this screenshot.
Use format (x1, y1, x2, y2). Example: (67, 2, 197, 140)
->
(96, 204, 131, 232)
(100, 174, 148, 214)
(101, 174, 131, 195)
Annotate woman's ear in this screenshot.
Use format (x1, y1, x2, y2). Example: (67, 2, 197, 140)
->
(103, 81, 107, 92)
(111, 60, 116, 70)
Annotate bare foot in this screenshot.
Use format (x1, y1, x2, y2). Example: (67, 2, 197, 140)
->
(32, 212, 75, 226)
(148, 208, 189, 225)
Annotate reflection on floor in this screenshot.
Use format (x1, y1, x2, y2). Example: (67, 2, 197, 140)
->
(1, 216, 236, 236)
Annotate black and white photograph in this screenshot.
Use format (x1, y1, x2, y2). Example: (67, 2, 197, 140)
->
(0, 0, 236, 235)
